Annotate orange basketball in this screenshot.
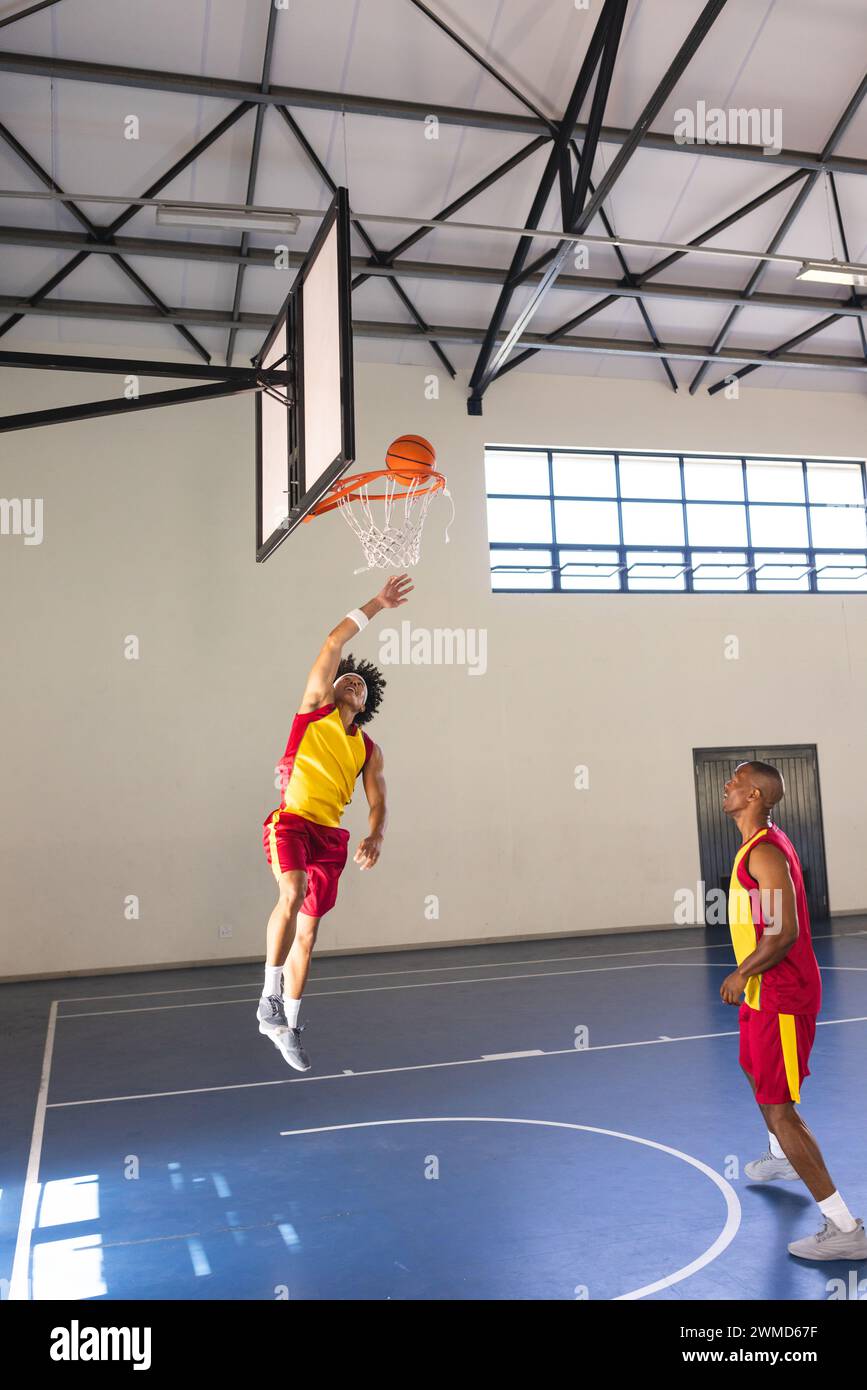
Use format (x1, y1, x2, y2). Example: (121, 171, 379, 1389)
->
(386, 434, 436, 471)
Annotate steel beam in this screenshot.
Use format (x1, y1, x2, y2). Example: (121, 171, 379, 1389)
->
(0, 348, 289, 383)
(352, 319, 867, 372)
(2, 296, 862, 372)
(2, 50, 866, 178)
(277, 106, 456, 377)
(3, 221, 863, 319)
(0, 1, 64, 30)
(0, 103, 253, 353)
(350, 136, 549, 291)
(829, 172, 867, 358)
(569, 140, 677, 391)
(0, 378, 259, 433)
(490, 169, 815, 379)
(691, 72, 867, 393)
(0, 121, 212, 360)
(467, 0, 620, 411)
(226, 2, 280, 366)
(477, 0, 729, 403)
(406, 0, 557, 135)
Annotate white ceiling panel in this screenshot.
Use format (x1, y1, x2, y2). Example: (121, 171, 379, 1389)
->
(0, 0, 863, 402)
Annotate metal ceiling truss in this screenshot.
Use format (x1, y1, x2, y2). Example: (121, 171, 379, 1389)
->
(0, 0, 864, 430)
(1, 47, 865, 178)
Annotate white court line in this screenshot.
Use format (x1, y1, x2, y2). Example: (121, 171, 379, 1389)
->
(55, 960, 867, 1019)
(44, 1013, 867, 1109)
(276, 1115, 741, 1300)
(59, 962, 730, 1017)
(481, 1049, 545, 1060)
(9, 1001, 57, 1302)
(53, 926, 865, 1003)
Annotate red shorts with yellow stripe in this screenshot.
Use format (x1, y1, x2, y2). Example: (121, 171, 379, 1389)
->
(739, 1002, 816, 1105)
(263, 812, 350, 918)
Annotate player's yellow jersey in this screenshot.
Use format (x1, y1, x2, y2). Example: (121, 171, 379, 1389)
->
(272, 703, 374, 828)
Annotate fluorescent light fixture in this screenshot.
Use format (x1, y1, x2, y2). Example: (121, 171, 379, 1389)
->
(155, 204, 300, 234)
(797, 259, 867, 288)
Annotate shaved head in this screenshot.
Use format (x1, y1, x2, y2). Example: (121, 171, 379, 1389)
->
(743, 760, 785, 810)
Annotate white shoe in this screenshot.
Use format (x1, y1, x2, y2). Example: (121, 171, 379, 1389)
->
(744, 1149, 800, 1183)
(788, 1217, 867, 1261)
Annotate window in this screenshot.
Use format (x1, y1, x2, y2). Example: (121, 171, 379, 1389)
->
(486, 447, 867, 594)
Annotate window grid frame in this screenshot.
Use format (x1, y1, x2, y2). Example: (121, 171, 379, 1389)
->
(486, 446, 867, 595)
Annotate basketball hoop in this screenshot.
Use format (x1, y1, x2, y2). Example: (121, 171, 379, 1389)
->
(306, 463, 453, 571)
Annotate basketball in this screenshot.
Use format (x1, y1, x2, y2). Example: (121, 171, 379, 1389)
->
(386, 434, 436, 470)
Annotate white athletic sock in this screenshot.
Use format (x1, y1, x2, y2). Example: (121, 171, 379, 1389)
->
(263, 965, 283, 997)
(818, 1190, 858, 1233)
(284, 996, 301, 1028)
(768, 1130, 786, 1159)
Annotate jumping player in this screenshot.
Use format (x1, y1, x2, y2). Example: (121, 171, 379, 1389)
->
(721, 761, 866, 1260)
(258, 574, 412, 1070)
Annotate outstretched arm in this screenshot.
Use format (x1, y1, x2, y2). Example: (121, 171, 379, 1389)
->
(298, 574, 412, 713)
(356, 744, 387, 870)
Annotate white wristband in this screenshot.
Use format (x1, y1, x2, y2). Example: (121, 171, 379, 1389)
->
(346, 607, 369, 632)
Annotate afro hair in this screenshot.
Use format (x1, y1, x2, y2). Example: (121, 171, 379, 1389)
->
(335, 654, 386, 726)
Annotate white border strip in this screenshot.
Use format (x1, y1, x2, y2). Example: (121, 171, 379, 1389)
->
(44, 1013, 867, 1109)
(9, 1001, 57, 1301)
(55, 960, 867, 1019)
(53, 928, 864, 1003)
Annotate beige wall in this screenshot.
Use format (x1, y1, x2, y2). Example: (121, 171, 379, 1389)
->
(1, 359, 866, 977)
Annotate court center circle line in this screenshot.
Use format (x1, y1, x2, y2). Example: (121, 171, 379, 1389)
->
(279, 1115, 742, 1300)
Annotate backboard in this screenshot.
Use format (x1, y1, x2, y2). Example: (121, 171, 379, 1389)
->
(254, 187, 355, 562)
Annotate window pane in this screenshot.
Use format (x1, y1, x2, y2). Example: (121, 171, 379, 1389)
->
(806, 461, 864, 505)
(691, 552, 749, 591)
(619, 454, 681, 499)
(621, 500, 684, 545)
(815, 553, 867, 592)
(487, 497, 552, 543)
(754, 553, 810, 591)
(559, 549, 622, 590)
(749, 504, 808, 547)
(485, 450, 549, 495)
(683, 458, 744, 500)
(809, 505, 867, 549)
(746, 459, 805, 503)
(552, 452, 616, 497)
(626, 551, 686, 591)
(490, 548, 553, 590)
(554, 499, 620, 544)
(686, 503, 748, 546)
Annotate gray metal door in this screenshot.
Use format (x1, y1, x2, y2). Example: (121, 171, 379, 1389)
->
(693, 744, 829, 921)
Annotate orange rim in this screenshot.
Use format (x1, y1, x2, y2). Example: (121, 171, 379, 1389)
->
(305, 464, 446, 519)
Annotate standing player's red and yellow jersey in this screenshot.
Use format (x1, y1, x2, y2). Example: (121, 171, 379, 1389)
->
(728, 824, 821, 1014)
(269, 703, 375, 829)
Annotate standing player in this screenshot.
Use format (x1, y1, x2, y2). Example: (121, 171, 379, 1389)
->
(258, 574, 412, 1070)
(721, 761, 866, 1260)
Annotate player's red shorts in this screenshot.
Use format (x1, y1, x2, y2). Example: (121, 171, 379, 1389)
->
(739, 1002, 816, 1105)
(263, 812, 350, 918)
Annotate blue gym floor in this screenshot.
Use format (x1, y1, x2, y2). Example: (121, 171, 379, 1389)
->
(2, 922, 866, 1301)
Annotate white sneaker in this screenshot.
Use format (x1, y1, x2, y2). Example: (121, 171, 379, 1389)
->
(744, 1149, 800, 1183)
(788, 1217, 867, 1261)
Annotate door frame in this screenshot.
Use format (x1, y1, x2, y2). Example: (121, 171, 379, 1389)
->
(692, 743, 830, 920)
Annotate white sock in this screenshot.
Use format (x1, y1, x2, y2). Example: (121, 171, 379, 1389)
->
(768, 1130, 786, 1159)
(284, 996, 301, 1028)
(817, 1190, 858, 1233)
(263, 965, 283, 997)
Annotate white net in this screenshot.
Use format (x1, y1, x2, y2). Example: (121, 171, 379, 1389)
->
(336, 473, 450, 571)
